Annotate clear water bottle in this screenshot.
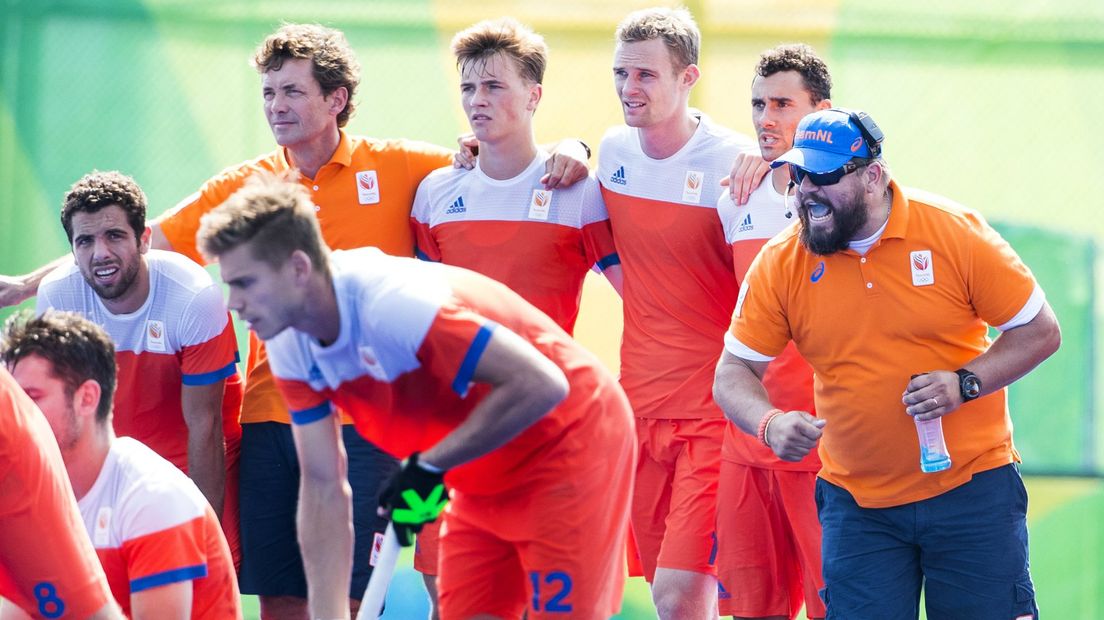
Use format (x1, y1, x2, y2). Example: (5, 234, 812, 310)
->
(915, 417, 952, 473)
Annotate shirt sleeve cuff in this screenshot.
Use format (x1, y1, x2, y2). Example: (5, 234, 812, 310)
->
(995, 284, 1045, 332)
(724, 331, 775, 363)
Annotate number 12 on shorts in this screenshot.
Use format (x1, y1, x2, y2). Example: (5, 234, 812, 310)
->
(529, 570, 573, 613)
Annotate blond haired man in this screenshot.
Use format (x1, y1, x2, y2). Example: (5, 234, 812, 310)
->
(410, 18, 624, 615)
(598, 7, 754, 618)
(198, 175, 634, 619)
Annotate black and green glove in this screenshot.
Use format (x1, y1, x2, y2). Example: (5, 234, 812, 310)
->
(378, 453, 449, 546)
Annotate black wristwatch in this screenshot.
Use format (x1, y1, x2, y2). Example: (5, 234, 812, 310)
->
(955, 368, 982, 402)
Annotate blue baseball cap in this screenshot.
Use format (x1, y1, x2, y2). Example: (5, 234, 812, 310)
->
(770, 109, 877, 173)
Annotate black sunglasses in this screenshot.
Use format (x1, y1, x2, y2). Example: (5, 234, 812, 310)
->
(790, 160, 868, 186)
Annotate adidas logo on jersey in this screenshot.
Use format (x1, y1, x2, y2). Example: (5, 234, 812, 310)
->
(737, 213, 754, 232)
(445, 196, 466, 214)
(610, 166, 627, 186)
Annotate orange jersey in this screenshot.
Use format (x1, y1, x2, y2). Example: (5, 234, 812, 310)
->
(156, 132, 452, 425)
(728, 181, 1042, 507)
(269, 248, 634, 496)
(0, 368, 116, 619)
(598, 115, 753, 419)
(79, 438, 240, 619)
(411, 154, 618, 334)
(37, 251, 242, 472)
(716, 182, 819, 472)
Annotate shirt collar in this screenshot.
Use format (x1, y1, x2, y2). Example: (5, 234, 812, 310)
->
(882, 179, 909, 240)
(276, 130, 354, 171)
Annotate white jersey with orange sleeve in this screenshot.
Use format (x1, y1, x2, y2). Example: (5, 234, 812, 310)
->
(79, 437, 240, 619)
(410, 153, 618, 334)
(0, 368, 116, 620)
(267, 248, 633, 496)
(598, 112, 753, 419)
(716, 181, 820, 472)
(36, 250, 241, 471)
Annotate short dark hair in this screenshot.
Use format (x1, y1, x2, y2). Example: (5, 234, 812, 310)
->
(2, 310, 117, 424)
(756, 43, 832, 104)
(198, 172, 330, 272)
(252, 23, 360, 127)
(60, 171, 147, 244)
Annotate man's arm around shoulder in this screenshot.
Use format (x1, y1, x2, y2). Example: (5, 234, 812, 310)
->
(0, 256, 70, 308)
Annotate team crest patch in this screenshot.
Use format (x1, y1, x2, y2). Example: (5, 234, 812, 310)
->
(94, 507, 112, 546)
(358, 345, 387, 380)
(910, 250, 934, 286)
(682, 170, 704, 203)
(528, 189, 552, 220)
(356, 170, 380, 205)
(146, 320, 166, 352)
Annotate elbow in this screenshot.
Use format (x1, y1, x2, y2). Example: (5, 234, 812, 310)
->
(1039, 306, 1063, 360)
(528, 363, 569, 423)
(183, 407, 220, 438)
(186, 420, 221, 450)
(711, 380, 725, 417)
(711, 362, 728, 414)
(1045, 322, 1062, 359)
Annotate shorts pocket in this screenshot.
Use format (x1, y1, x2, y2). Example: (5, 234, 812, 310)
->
(1013, 578, 1037, 619)
(819, 586, 833, 619)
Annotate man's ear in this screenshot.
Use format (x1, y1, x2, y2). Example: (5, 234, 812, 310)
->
(682, 63, 701, 90)
(139, 226, 152, 254)
(328, 86, 349, 118)
(72, 378, 102, 420)
(288, 249, 315, 283)
(527, 83, 543, 113)
(863, 161, 887, 191)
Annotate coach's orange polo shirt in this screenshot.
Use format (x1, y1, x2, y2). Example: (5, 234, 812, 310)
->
(729, 180, 1038, 507)
(157, 132, 452, 424)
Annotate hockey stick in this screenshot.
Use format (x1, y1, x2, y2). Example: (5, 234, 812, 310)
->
(356, 523, 400, 620)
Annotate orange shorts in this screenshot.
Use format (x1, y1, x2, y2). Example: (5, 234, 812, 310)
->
(436, 426, 634, 619)
(715, 461, 825, 618)
(632, 417, 725, 581)
(414, 518, 442, 576)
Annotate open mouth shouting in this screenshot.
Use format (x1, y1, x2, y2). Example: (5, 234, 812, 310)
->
(92, 263, 121, 287)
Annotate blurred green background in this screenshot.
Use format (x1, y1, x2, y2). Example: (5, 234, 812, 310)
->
(3, 0, 1102, 617)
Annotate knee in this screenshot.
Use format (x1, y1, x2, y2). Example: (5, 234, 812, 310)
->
(652, 583, 715, 620)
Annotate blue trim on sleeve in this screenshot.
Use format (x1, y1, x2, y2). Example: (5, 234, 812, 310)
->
(181, 359, 238, 386)
(596, 253, 621, 271)
(291, 402, 334, 425)
(414, 247, 439, 262)
(451, 322, 498, 397)
(130, 564, 208, 592)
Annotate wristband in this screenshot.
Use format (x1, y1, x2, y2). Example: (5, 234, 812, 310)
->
(757, 408, 784, 447)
